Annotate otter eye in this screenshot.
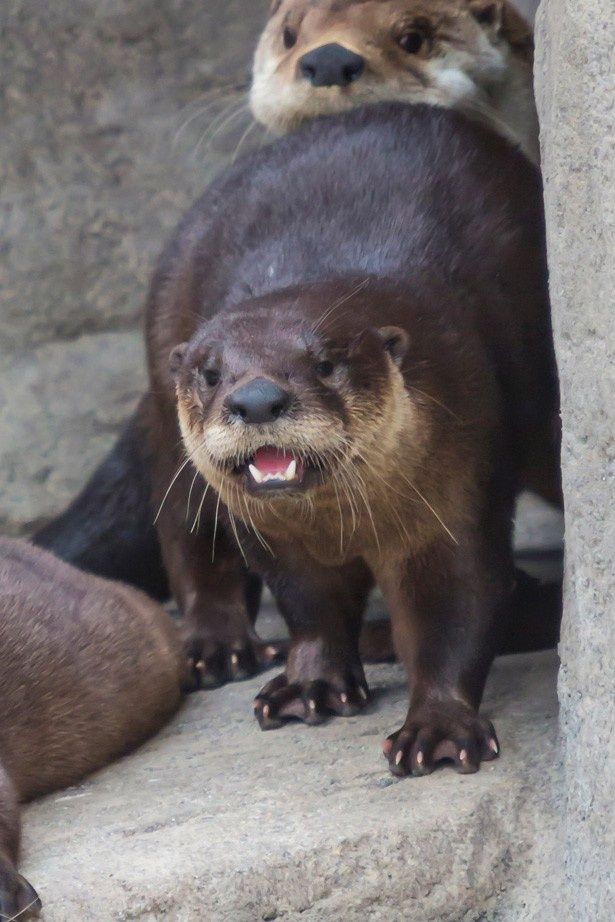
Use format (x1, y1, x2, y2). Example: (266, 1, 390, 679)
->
(283, 26, 297, 49)
(315, 360, 335, 379)
(399, 31, 425, 55)
(204, 369, 220, 387)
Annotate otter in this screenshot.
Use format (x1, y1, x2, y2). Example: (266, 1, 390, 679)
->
(143, 103, 558, 774)
(34, 3, 558, 676)
(0, 538, 185, 919)
(251, 0, 539, 162)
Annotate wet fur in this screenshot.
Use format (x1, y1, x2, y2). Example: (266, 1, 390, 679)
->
(148, 104, 558, 766)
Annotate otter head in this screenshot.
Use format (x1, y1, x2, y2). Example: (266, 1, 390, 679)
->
(251, 0, 536, 158)
(170, 285, 414, 524)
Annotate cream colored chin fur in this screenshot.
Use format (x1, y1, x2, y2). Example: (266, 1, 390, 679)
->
(176, 362, 426, 563)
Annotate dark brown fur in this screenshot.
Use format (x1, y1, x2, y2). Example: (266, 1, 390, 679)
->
(143, 104, 559, 772)
(0, 538, 184, 918)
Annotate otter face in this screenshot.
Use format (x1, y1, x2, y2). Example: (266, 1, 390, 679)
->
(170, 297, 411, 512)
(251, 0, 533, 136)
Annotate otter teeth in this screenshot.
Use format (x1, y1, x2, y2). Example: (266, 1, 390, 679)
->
(248, 459, 298, 484)
(248, 464, 264, 484)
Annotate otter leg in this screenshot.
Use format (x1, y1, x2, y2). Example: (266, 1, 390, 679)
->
(152, 452, 282, 689)
(0, 765, 41, 919)
(378, 529, 511, 777)
(252, 556, 373, 728)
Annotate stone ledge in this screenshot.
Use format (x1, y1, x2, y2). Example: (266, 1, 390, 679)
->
(23, 649, 559, 921)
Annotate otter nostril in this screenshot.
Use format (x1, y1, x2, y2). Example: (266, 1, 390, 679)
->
(343, 61, 364, 83)
(300, 62, 316, 81)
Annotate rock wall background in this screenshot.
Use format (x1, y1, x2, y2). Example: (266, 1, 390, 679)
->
(535, 1, 614, 917)
(1, 0, 540, 535)
(0, 0, 270, 534)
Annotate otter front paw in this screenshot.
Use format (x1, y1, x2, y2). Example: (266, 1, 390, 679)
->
(253, 639, 369, 729)
(383, 701, 499, 777)
(183, 627, 286, 691)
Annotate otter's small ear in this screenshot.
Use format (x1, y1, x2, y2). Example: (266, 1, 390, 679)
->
(468, 1, 502, 30)
(169, 343, 188, 381)
(377, 326, 409, 368)
(469, 1, 533, 56)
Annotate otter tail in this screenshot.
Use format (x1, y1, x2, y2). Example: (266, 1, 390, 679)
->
(33, 397, 169, 602)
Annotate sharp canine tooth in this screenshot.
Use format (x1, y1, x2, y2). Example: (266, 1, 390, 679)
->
(286, 459, 297, 479)
(249, 464, 264, 484)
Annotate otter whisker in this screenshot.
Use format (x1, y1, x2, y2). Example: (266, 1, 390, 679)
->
(191, 482, 211, 535)
(231, 118, 259, 164)
(192, 99, 246, 159)
(154, 454, 193, 525)
(195, 102, 250, 158)
(211, 491, 223, 562)
(331, 459, 360, 539)
(397, 471, 458, 546)
(172, 88, 243, 148)
(240, 493, 274, 556)
(330, 475, 345, 555)
(346, 465, 381, 554)
(410, 385, 464, 423)
(311, 278, 370, 335)
(1, 892, 43, 920)
(227, 500, 249, 565)
(186, 469, 201, 522)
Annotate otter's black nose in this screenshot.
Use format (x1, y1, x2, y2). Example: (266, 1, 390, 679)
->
(298, 43, 365, 88)
(225, 378, 291, 425)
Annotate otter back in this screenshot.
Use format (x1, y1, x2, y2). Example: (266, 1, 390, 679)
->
(0, 538, 184, 802)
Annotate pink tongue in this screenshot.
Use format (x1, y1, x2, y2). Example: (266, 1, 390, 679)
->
(252, 447, 299, 476)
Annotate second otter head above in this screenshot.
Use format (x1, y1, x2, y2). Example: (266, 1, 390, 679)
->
(251, 0, 538, 161)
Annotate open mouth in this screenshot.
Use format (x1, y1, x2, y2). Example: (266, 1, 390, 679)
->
(232, 446, 314, 494)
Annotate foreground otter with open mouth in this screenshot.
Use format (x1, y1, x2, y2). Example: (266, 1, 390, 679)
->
(148, 103, 558, 775)
(252, 0, 538, 161)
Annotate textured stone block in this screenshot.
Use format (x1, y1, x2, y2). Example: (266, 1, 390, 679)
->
(22, 647, 559, 921)
(534, 1, 615, 918)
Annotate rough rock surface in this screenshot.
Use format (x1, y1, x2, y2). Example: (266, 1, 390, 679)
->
(534, 1, 615, 919)
(22, 644, 559, 921)
(1, 0, 270, 531)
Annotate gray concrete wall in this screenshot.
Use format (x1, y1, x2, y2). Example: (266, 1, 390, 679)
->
(534, 1, 614, 918)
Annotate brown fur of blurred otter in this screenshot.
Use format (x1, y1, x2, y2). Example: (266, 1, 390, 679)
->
(0, 538, 185, 919)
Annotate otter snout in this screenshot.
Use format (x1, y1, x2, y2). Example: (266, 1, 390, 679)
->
(298, 43, 364, 88)
(224, 377, 292, 425)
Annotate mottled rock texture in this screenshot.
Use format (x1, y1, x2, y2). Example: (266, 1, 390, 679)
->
(535, 1, 615, 919)
(22, 647, 559, 921)
(1, 0, 269, 531)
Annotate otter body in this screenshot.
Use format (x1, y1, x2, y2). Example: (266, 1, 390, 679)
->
(252, 0, 539, 161)
(34, 2, 554, 666)
(148, 105, 557, 769)
(0, 538, 184, 918)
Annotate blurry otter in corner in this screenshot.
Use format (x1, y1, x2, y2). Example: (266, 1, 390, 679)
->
(251, 0, 539, 162)
(0, 538, 185, 919)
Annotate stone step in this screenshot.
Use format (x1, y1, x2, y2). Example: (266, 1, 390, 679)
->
(23, 649, 559, 921)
